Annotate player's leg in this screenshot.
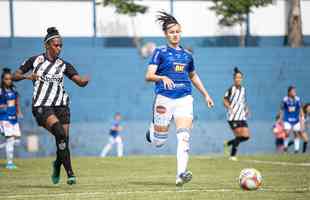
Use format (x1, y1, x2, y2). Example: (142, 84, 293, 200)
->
(115, 136, 124, 157)
(174, 95, 193, 186)
(293, 123, 302, 153)
(300, 131, 308, 153)
(101, 137, 115, 157)
(56, 106, 76, 185)
(283, 122, 292, 152)
(3, 121, 17, 169)
(146, 95, 172, 148)
(228, 122, 250, 160)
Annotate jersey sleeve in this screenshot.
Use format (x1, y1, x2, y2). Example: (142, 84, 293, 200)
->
(148, 48, 161, 66)
(19, 56, 36, 73)
(188, 56, 195, 73)
(64, 62, 79, 79)
(224, 87, 232, 100)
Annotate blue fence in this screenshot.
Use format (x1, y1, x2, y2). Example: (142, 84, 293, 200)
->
(0, 38, 310, 157)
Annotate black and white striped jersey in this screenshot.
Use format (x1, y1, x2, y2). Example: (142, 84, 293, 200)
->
(224, 85, 248, 121)
(19, 54, 78, 107)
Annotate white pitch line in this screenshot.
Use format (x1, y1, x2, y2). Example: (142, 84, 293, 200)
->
(5, 187, 310, 199)
(5, 189, 234, 199)
(242, 159, 310, 167)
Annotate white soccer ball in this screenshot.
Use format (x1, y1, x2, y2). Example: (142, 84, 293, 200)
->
(239, 168, 262, 190)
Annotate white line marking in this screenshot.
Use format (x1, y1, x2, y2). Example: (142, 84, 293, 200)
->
(4, 187, 310, 199)
(242, 159, 310, 167)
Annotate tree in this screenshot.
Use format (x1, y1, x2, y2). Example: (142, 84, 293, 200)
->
(210, 0, 272, 47)
(97, 0, 148, 54)
(287, 0, 303, 47)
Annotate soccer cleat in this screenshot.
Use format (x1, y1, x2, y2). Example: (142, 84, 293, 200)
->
(6, 163, 17, 170)
(146, 130, 152, 143)
(67, 176, 77, 185)
(51, 161, 61, 184)
(223, 140, 230, 156)
(176, 171, 193, 186)
(229, 156, 238, 161)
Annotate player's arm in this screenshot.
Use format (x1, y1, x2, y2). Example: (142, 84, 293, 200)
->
(278, 102, 285, 122)
(64, 62, 89, 87)
(145, 64, 174, 89)
(13, 57, 38, 81)
(189, 71, 214, 108)
(300, 103, 305, 129)
(71, 75, 89, 87)
(15, 95, 23, 118)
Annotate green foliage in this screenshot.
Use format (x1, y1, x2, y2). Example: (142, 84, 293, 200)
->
(97, 0, 148, 16)
(210, 0, 272, 26)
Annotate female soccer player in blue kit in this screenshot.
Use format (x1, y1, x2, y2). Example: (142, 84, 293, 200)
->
(0, 68, 22, 169)
(145, 12, 214, 186)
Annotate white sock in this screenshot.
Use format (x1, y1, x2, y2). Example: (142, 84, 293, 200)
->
(6, 137, 15, 164)
(101, 143, 112, 157)
(176, 129, 190, 177)
(284, 138, 289, 148)
(117, 141, 123, 157)
(294, 138, 300, 152)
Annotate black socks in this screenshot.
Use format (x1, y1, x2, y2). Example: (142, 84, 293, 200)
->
(50, 122, 74, 177)
(229, 136, 249, 156)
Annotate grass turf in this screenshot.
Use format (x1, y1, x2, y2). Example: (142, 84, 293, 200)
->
(0, 154, 310, 200)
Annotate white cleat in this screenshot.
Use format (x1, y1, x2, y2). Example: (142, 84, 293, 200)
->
(229, 156, 238, 161)
(176, 171, 193, 187)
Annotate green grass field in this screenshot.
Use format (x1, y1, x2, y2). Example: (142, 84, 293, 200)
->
(0, 155, 310, 200)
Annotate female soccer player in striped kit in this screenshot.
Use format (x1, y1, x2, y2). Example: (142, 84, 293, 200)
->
(145, 11, 214, 186)
(223, 67, 250, 161)
(13, 27, 89, 185)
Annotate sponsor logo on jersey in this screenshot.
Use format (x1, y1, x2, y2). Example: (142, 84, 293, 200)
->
(174, 63, 185, 72)
(40, 74, 63, 83)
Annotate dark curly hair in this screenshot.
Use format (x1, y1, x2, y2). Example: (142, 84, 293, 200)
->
(156, 11, 179, 32)
(233, 67, 243, 77)
(44, 27, 61, 44)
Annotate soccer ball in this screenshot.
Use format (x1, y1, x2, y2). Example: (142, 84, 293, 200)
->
(239, 168, 262, 190)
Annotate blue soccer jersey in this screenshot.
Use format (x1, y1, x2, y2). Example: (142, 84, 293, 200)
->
(282, 96, 302, 124)
(0, 89, 7, 121)
(148, 46, 195, 99)
(4, 89, 19, 124)
(110, 120, 121, 138)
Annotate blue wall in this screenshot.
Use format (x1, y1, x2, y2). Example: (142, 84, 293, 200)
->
(0, 38, 310, 157)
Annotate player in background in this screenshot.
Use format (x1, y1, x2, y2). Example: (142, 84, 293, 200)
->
(13, 27, 89, 185)
(100, 112, 124, 157)
(279, 86, 304, 153)
(1, 68, 22, 169)
(272, 114, 287, 153)
(145, 11, 214, 186)
(301, 103, 310, 153)
(223, 67, 250, 161)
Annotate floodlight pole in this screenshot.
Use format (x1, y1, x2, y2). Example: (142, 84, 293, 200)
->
(170, 0, 174, 15)
(9, 0, 14, 47)
(92, 0, 97, 47)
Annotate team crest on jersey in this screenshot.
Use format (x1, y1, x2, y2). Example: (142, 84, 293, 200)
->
(56, 59, 63, 66)
(174, 63, 185, 72)
(37, 56, 44, 64)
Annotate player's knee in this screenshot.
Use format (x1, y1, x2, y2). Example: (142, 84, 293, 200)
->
(50, 122, 68, 150)
(153, 131, 168, 148)
(177, 128, 191, 151)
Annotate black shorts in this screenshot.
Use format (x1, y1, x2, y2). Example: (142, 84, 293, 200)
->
(275, 138, 284, 146)
(32, 106, 70, 127)
(228, 120, 248, 130)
